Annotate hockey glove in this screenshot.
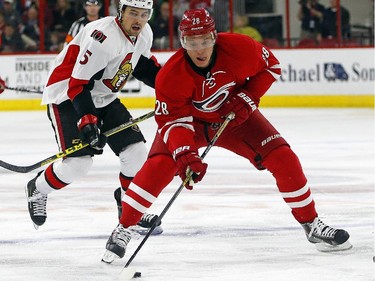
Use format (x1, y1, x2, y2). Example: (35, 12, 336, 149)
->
(0, 77, 6, 94)
(218, 90, 258, 127)
(175, 149, 208, 190)
(77, 114, 107, 151)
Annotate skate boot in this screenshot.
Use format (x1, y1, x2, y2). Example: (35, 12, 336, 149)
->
(114, 187, 163, 235)
(102, 224, 135, 263)
(301, 217, 352, 252)
(25, 172, 47, 230)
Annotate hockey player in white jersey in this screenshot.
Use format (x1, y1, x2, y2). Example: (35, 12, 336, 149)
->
(25, 0, 163, 235)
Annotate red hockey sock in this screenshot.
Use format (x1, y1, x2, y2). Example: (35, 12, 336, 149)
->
(132, 154, 177, 197)
(263, 145, 318, 223)
(120, 154, 177, 227)
(119, 173, 133, 191)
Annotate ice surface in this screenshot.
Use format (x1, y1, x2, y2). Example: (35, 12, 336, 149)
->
(0, 108, 373, 281)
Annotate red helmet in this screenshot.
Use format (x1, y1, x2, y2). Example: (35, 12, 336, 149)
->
(179, 8, 216, 38)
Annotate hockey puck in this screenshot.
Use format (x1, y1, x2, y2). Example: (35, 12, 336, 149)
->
(119, 266, 140, 280)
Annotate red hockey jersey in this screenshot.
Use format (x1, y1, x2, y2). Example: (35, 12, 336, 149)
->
(155, 32, 281, 149)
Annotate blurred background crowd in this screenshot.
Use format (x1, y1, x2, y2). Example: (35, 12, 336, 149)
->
(0, 0, 374, 53)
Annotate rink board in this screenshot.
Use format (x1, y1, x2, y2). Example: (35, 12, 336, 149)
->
(0, 48, 374, 110)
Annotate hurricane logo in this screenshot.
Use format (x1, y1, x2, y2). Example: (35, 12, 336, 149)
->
(193, 81, 236, 112)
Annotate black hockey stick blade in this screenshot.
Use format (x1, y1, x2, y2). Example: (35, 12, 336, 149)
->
(0, 111, 155, 173)
(123, 112, 235, 269)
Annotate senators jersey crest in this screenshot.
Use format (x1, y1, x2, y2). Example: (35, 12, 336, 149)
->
(103, 53, 133, 92)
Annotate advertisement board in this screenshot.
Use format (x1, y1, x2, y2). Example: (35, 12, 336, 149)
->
(0, 49, 373, 110)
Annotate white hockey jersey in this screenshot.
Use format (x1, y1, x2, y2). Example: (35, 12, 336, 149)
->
(42, 16, 154, 108)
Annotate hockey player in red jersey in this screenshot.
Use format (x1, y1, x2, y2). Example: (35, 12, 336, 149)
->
(103, 8, 352, 263)
(0, 77, 5, 94)
(25, 0, 163, 235)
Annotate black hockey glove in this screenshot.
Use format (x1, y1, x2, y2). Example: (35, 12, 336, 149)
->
(77, 114, 107, 151)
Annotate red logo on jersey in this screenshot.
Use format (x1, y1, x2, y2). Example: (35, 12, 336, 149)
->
(91, 29, 107, 43)
(103, 53, 133, 92)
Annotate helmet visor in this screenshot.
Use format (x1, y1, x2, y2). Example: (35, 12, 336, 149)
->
(181, 32, 216, 50)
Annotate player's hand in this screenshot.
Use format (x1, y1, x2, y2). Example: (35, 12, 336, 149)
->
(77, 114, 107, 151)
(175, 149, 208, 190)
(218, 90, 258, 127)
(0, 77, 6, 94)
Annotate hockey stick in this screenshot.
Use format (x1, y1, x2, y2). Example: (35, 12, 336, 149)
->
(4, 86, 43, 94)
(0, 111, 155, 173)
(123, 112, 235, 270)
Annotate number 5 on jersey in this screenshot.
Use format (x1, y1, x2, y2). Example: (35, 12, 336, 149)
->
(80, 50, 93, 65)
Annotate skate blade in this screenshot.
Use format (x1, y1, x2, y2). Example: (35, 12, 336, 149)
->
(133, 225, 163, 236)
(315, 240, 353, 252)
(33, 223, 39, 230)
(101, 250, 120, 264)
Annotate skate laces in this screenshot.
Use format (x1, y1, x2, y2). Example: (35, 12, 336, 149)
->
(29, 189, 47, 216)
(113, 225, 140, 247)
(309, 218, 337, 239)
(113, 225, 132, 247)
(141, 213, 157, 224)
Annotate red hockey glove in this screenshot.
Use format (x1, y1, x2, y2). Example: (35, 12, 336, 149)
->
(175, 148, 208, 190)
(218, 90, 258, 126)
(77, 114, 107, 151)
(0, 77, 6, 94)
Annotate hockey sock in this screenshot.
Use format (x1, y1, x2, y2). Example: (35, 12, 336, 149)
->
(43, 164, 69, 190)
(119, 172, 133, 191)
(263, 145, 318, 223)
(120, 154, 177, 226)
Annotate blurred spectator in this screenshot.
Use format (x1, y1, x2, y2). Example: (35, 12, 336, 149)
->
(19, 5, 40, 50)
(297, 0, 325, 44)
(48, 30, 64, 52)
(23, 0, 54, 30)
(0, 22, 24, 52)
(189, 0, 212, 13)
(64, 0, 102, 46)
(0, 11, 6, 33)
(109, 0, 120, 16)
(151, 1, 179, 50)
(232, 15, 262, 43)
(172, 0, 189, 19)
(0, 0, 22, 28)
(322, 0, 350, 40)
(51, 0, 77, 34)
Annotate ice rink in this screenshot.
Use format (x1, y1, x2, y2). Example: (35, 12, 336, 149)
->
(0, 108, 373, 281)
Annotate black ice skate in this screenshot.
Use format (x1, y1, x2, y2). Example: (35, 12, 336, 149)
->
(301, 217, 352, 252)
(102, 224, 134, 264)
(25, 172, 47, 230)
(114, 187, 163, 235)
